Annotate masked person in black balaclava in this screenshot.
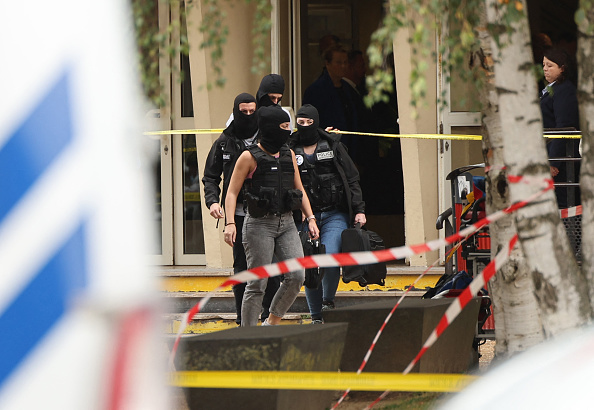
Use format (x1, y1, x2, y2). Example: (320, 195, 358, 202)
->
(256, 74, 285, 107)
(202, 93, 280, 325)
(231, 93, 258, 139)
(257, 104, 292, 153)
(255, 73, 295, 131)
(289, 104, 366, 324)
(223, 74, 289, 127)
(224, 105, 320, 326)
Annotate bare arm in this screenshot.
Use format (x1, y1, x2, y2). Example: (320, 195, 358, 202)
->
(223, 151, 255, 246)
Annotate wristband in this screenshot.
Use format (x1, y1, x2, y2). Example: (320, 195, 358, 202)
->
(306, 215, 316, 222)
(225, 222, 236, 226)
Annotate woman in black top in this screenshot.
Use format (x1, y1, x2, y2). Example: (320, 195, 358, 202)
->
(540, 47, 580, 208)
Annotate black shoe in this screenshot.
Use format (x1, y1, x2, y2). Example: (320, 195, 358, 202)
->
(321, 300, 335, 311)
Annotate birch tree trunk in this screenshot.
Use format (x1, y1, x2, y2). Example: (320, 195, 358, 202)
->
(475, 3, 544, 355)
(486, 0, 591, 336)
(576, 2, 594, 310)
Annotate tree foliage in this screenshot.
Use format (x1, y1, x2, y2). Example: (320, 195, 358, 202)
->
(365, 0, 526, 112)
(132, 0, 271, 106)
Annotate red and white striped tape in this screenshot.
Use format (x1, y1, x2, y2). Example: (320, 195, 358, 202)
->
(404, 235, 518, 374)
(331, 259, 441, 409)
(560, 205, 582, 219)
(364, 234, 518, 410)
(332, 227, 486, 408)
(169, 176, 553, 365)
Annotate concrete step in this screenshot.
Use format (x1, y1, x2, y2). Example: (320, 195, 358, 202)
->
(163, 313, 308, 334)
(159, 264, 443, 333)
(162, 289, 427, 314)
(158, 264, 444, 293)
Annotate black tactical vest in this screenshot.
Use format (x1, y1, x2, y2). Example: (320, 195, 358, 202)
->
(244, 145, 302, 217)
(293, 139, 345, 212)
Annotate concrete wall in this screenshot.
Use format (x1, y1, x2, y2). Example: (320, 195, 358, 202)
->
(393, 17, 439, 267)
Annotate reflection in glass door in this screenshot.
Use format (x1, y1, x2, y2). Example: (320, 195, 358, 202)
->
(181, 135, 205, 255)
(146, 108, 173, 265)
(151, 136, 163, 255)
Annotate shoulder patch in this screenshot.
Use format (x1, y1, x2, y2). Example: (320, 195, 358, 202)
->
(296, 154, 304, 166)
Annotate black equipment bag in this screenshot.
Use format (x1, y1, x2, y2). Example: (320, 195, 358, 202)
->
(341, 223, 387, 286)
(299, 223, 326, 289)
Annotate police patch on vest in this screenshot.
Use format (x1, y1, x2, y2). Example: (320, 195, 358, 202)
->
(296, 154, 304, 166)
(223, 154, 231, 160)
(316, 151, 334, 161)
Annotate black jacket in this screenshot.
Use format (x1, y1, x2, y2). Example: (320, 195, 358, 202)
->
(201, 122, 252, 209)
(540, 80, 580, 158)
(540, 79, 581, 207)
(289, 129, 365, 223)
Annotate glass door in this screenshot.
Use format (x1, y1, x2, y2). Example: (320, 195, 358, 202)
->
(146, 110, 174, 265)
(437, 17, 482, 263)
(171, 4, 205, 265)
(148, 1, 206, 265)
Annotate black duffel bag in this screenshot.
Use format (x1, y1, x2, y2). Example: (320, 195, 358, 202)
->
(341, 222, 387, 287)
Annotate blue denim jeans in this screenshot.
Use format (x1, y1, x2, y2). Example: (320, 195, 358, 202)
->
(241, 212, 305, 326)
(304, 210, 349, 320)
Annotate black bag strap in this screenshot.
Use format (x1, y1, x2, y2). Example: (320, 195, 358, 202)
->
(299, 220, 309, 233)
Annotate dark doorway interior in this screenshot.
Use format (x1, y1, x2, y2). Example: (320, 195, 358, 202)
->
(528, 0, 579, 72)
(298, 0, 405, 249)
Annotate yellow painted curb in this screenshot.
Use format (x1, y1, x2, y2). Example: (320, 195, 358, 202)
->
(161, 274, 440, 293)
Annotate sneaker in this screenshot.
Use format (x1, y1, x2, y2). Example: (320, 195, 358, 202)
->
(261, 318, 275, 326)
(311, 319, 324, 324)
(321, 301, 335, 311)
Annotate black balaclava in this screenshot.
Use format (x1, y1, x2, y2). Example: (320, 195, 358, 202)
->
(256, 74, 285, 107)
(232, 93, 258, 139)
(258, 105, 291, 154)
(296, 104, 321, 146)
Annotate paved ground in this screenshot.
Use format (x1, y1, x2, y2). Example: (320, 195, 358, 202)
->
(478, 340, 496, 371)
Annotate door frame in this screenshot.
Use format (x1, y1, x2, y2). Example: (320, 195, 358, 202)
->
(149, 1, 206, 266)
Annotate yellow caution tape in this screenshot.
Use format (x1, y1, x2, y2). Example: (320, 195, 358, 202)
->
(168, 371, 477, 392)
(184, 192, 201, 202)
(145, 129, 225, 135)
(144, 128, 581, 140)
(331, 130, 482, 141)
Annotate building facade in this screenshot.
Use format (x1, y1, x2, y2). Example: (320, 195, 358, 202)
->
(148, 0, 576, 268)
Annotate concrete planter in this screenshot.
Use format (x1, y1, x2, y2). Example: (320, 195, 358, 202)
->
(323, 298, 480, 374)
(174, 323, 349, 410)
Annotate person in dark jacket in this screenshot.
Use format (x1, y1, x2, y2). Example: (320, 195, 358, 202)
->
(289, 104, 366, 324)
(302, 45, 362, 164)
(201, 93, 279, 325)
(540, 47, 580, 208)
